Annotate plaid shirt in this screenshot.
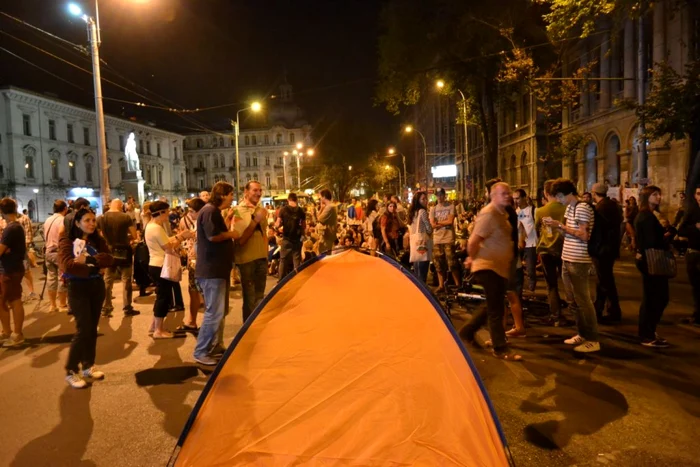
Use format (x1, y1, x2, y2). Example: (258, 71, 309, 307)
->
(17, 214, 33, 245)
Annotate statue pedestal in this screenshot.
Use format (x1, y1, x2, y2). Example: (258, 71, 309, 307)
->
(122, 171, 145, 206)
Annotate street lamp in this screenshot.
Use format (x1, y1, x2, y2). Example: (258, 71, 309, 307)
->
(232, 101, 262, 201)
(403, 125, 428, 188)
(385, 164, 402, 196)
(67, 1, 110, 211)
(387, 147, 407, 197)
(436, 79, 470, 197)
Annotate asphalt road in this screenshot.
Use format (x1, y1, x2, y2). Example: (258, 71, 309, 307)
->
(0, 255, 699, 467)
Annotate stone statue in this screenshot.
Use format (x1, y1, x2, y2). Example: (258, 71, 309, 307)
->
(124, 132, 140, 172)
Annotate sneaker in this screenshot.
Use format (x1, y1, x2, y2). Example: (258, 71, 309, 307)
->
(574, 341, 601, 353)
(209, 345, 226, 357)
(564, 334, 584, 345)
(2, 333, 25, 348)
(505, 327, 526, 338)
(194, 355, 218, 366)
(641, 339, 670, 348)
(124, 307, 140, 317)
(65, 372, 88, 389)
(82, 367, 105, 380)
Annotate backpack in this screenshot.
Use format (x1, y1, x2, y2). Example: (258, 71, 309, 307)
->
(282, 206, 304, 242)
(575, 202, 605, 258)
(347, 204, 356, 219)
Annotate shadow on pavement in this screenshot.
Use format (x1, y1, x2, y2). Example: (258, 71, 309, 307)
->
(520, 360, 629, 450)
(97, 314, 138, 365)
(135, 322, 206, 439)
(11, 387, 95, 467)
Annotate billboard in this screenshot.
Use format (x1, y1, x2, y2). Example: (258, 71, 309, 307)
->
(431, 165, 457, 178)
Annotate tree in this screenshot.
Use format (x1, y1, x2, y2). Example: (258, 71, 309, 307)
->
(376, 0, 549, 180)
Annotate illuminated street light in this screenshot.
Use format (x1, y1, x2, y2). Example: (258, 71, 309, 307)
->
(348, 165, 352, 171)
(387, 148, 407, 195)
(296, 142, 303, 150)
(67, 3, 84, 17)
(385, 165, 391, 170)
(233, 101, 264, 201)
(436, 79, 445, 89)
(388, 147, 396, 155)
(306, 149, 314, 156)
(402, 126, 428, 187)
(251, 101, 262, 112)
(404, 125, 413, 133)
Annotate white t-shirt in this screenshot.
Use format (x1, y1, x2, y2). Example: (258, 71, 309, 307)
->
(517, 205, 538, 248)
(145, 222, 169, 267)
(562, 202, 594, 263)
(429, 202, 455, 245)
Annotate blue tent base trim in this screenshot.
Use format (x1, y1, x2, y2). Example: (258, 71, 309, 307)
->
(169, 247, 516, 466)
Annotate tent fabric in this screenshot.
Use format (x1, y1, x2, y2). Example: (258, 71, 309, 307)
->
(172, 249, 512, 466)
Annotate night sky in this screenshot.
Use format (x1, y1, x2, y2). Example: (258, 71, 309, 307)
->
(0, 0, 401, 157)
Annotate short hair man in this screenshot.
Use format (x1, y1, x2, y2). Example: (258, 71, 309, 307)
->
(590, 182, 623, 322)
(535, 179, 567, 325)
(98, 198, 140, 318)
(232, 181, 269, 323)
(317, 189, 337, 254)
(0, 198, 27, 347)
(44, 200, 69, 313)
(544, 178, 600, 353)
(199, 191, 210, 203)
(276, 192, 306, 280)
(459, 183, 521, 361)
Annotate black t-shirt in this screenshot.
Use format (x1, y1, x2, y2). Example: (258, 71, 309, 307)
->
(64, 211, 76, 233)
(98, 211, 133, 248)
(279, 205, 305, 242)
(0, 222, 27, 274)
(195, 204, 233, 279)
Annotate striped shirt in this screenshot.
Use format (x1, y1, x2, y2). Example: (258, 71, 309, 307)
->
(562, 202, 594, 263)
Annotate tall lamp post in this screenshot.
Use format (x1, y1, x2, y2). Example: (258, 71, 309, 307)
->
(68, 2, 109, 210)
(437, 79, 469, 198)
(231, 101, 261, 201)
(291, 142, 314, 191)
(32, 188, 39, 221)
(404, 125, 428, 188)
(384, 164, 401, 195)
(387, 147, 407, 196)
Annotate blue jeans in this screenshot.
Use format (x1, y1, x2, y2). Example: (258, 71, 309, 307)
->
(413, 261, 429, 283)
(194, 277, 227, 359)
(562, 261, 599, 341)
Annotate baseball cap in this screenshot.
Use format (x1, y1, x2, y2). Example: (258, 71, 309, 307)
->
(591, 182, 607, 195)
(436, 188, 446, 196)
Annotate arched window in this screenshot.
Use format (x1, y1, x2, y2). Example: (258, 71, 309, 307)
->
(85, 155, 94, 183)
(585, 141, 598, 191)
(220, 155, 225, 167)
(253, 173, 259, 182)
(214, 157, 219, 168)
(253, 152, 258, 166)
(265, 156, 270, 166)
(265, 173, 271, 187)
(520, 152, 529, 189)
(276, 133, 282, 144)
(605, 134, 621, 185)
(212, 138, 218, 148)
(24, 146, 36, 179)
(49, 149, 60, 180)
(67, 152, 78, 182)
(510, 154, 516, 186)
(246, 154, 251, 166)
(244, 135, 250, 145)
(246, 173, 251, 182)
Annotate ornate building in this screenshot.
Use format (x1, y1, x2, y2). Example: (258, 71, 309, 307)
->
(0, 86, 186, 220)
(183, 82, 313, 197)
(459, 0, 699, 213)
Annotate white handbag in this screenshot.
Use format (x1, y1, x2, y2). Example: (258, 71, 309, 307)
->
(160, 250, 182, 282)
(409, 212, 431, 263)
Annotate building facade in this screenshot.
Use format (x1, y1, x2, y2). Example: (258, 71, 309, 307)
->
(459, 0, 699, 213)
(183, 83, 313, 197)
(0, 86, 186, 221)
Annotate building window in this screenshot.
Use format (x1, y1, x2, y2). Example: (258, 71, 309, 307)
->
(264, 135, 269, 144)
(25, 156, 35, 179)
(86, 157, 93, 183)
(265, 156, 270, 166)
(147, 141, 151, 155)
(197, 139, 203, 149)
(244, 136, 250, 145)
(220, 155, 225, 167)
(252, 135, 257, 145)
(51, 159, 59, 180)
(49, 120, 56, 140)
(69, 160, 77, 181)
(139, 140, 144, 154)
(246, 155, 251, 167)
(277, 157, 283, 165)
(265, 173, 271, 186)
(212, 138, 218, 148)
(230, 137, 235, 146)
(289, 133, 295, 143)
(198, 159, 204, 169)
(119, 135, 125, 151)
(253, 173, 258, 181)
(276, 133, 282, 144)
(180, 173, 185, 186)
(83, 127, 90, 145)
(253, 153, 258, 166)
(219, 137, 224, 147)
(246, 173, 251, 182)
(158, 168, 163, 186)
(146, 166, 152, 184)
(214, 157, 219, 168)
(22, 114, 31, 136)
(157, 143, 161, 157)
(120, 161, 126, 179)
(67, 123, 74, 143)
(199, 179, 204, 189)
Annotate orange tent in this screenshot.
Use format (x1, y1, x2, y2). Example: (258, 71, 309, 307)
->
(170, 249, 513, 466)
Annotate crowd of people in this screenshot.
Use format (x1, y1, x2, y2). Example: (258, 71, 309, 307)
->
(0, 174, 697, 387)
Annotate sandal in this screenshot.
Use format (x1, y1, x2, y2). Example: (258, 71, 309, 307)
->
(492, 350, 523, 361)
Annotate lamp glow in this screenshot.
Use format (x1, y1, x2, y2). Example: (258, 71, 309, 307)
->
(436, 79, 445, 89)
(404, 125, 413, 133)
(250, 102, 262, 112)
(388, 148, 395, 155)
(33, 188, 39, 194)
(283, 151, 289, 156)
(67, 3, 83, 16)
(306, 149, 314, 156)
(296, 142, 303, 150)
